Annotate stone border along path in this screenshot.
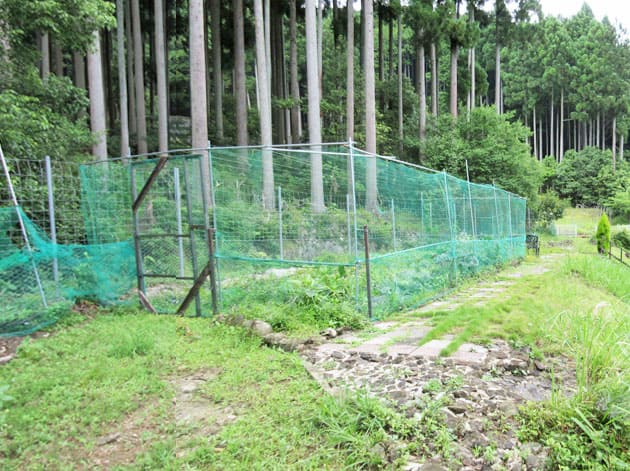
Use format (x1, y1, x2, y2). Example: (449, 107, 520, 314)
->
(302, 253, 575, 470)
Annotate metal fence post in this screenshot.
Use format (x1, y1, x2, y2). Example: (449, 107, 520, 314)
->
(492, 183, 501, 255)
(346, 193, 352, 257)
(45, 155, 59, 285)
(420, 192, 425, 235)
(391, 198, 397, 251)
(443, 172, 457, 284)
(349, 138, 360, 307)
(0, 144, 47, 309)
(507, 193, 514, 258)
(363, 225, 373, 319)
(174, 167, 185, 278)
(278, 186, 284, 260)
(465, 160, 477, 260)
(208, 142, 222, 303)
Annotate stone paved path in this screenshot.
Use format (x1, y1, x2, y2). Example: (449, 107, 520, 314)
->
(303, 254, 572, 470)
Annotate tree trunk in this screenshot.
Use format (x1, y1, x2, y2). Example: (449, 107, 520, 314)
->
(88, 30, 108, 161)
(190, 0, 210, 205)
(131, 0, 147, 154)
(533, 108, 537, 159)
(397, 12, 403, 150)
(155, 0, 168, 154)
(378, 4, 383, 82)
(418, 44, 426, 147)
(450, 42, 458, 118)
(612, 115, 617, 173)
(470, 7, 475, 113)
(210, 0, 223, 141)
(254, 0, 275, 210)
(538, 116, 542, 158)
(550, 90, 554, 159)
(620, 134, 624, 162)
(317, 0, 323, 93)
(388, 14, 394, 79)
(495, 43, 501, 114)
(125, 0, 136, 140)
(346, 0, 354, 140)
(289, 0, 301, 143)
(73, 51, 85, 89)
(189, 1, 207, 126)
(103, 30, 115, 130)
(359, 0, 364, 70)
(52, 37, 63, 76)
(306, 0, 324, 213)
(559, 88, 564, 161)
(431, 42, 438, 116)
(271, 5, 286, 144)
(333, 0, 339, 47)
(364, 0, 378, 212)
(233, 0, 248, 147)
(116, 0, 130, 157)
(346, 0, 355, 196)
(264, 0, 271, 94)
(41, 32, 50, 79)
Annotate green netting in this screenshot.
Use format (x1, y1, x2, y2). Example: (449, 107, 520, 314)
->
(0, 206, 135, 336)
(73, 144, 525, 320)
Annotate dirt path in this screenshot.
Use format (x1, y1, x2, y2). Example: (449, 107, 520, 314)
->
(303, 253, 573, 470)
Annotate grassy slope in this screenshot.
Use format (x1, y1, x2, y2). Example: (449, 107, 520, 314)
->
(0, 312, 362, 470)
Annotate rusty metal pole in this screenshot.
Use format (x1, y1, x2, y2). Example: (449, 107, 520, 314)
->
(363, 225, 373, 320)
(207, 228, 219, 315)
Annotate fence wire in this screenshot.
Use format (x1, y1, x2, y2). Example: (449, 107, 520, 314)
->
(1, 143, 526, 335)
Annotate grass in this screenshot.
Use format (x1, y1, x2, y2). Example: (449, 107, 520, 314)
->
(400, 207, 630, 468)
(0, 306, 448, 470)
(2, 207, 628, 469)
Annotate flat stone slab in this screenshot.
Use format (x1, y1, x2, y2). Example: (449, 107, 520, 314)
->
(316, 343, 348, 354)
(410, 339, 452, 358)
(348, 343, 383, 354)
(449, 343, 488, 365)
(333, 334, 362, 344)
(372, 321, 398, 331)
(385, 344, 418, 355)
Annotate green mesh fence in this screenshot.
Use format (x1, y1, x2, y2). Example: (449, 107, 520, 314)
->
(0, 206, 135, 336)
(3, 144, 525, 334)
(208, 145, 525, 318)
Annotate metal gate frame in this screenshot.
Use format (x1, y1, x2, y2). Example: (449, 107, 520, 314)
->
(130, 154, 218, 316)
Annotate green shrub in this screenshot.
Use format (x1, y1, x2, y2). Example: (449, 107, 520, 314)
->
(612, 230, 630, 252)
(595, 214, 611, 254)
(533, 192, 568, 229)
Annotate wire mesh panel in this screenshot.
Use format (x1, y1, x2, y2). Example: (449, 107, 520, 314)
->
(2, 143, 527, 334)
(207, 144, 527, 318)
(0, 206, 135, 336)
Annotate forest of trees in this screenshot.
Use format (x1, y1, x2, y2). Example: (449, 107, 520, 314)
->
(0, 0, 629, 220)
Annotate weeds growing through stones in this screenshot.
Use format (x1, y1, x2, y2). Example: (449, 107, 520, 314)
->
(318, 390, 457, 466)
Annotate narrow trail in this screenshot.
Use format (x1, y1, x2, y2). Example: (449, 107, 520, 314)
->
(303, 252, 572, 471)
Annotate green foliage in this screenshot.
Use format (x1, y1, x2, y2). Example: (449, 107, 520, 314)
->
(315, 390, 455, 468)
(220, 265, 367, 335)
(532, 192, 568, 229)
(422, 107, 541, 200)
(553, 148, 629, 208)
(1, 0, 115, 53)
(607, 187, 630, 221)
(595, 213, 611, 254)
(0, 84, 91, 162)
(564, 253, 630, 302)
(612, 230, 630, 252)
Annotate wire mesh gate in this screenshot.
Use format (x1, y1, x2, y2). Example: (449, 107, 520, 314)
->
(129, 154, 218, 316)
